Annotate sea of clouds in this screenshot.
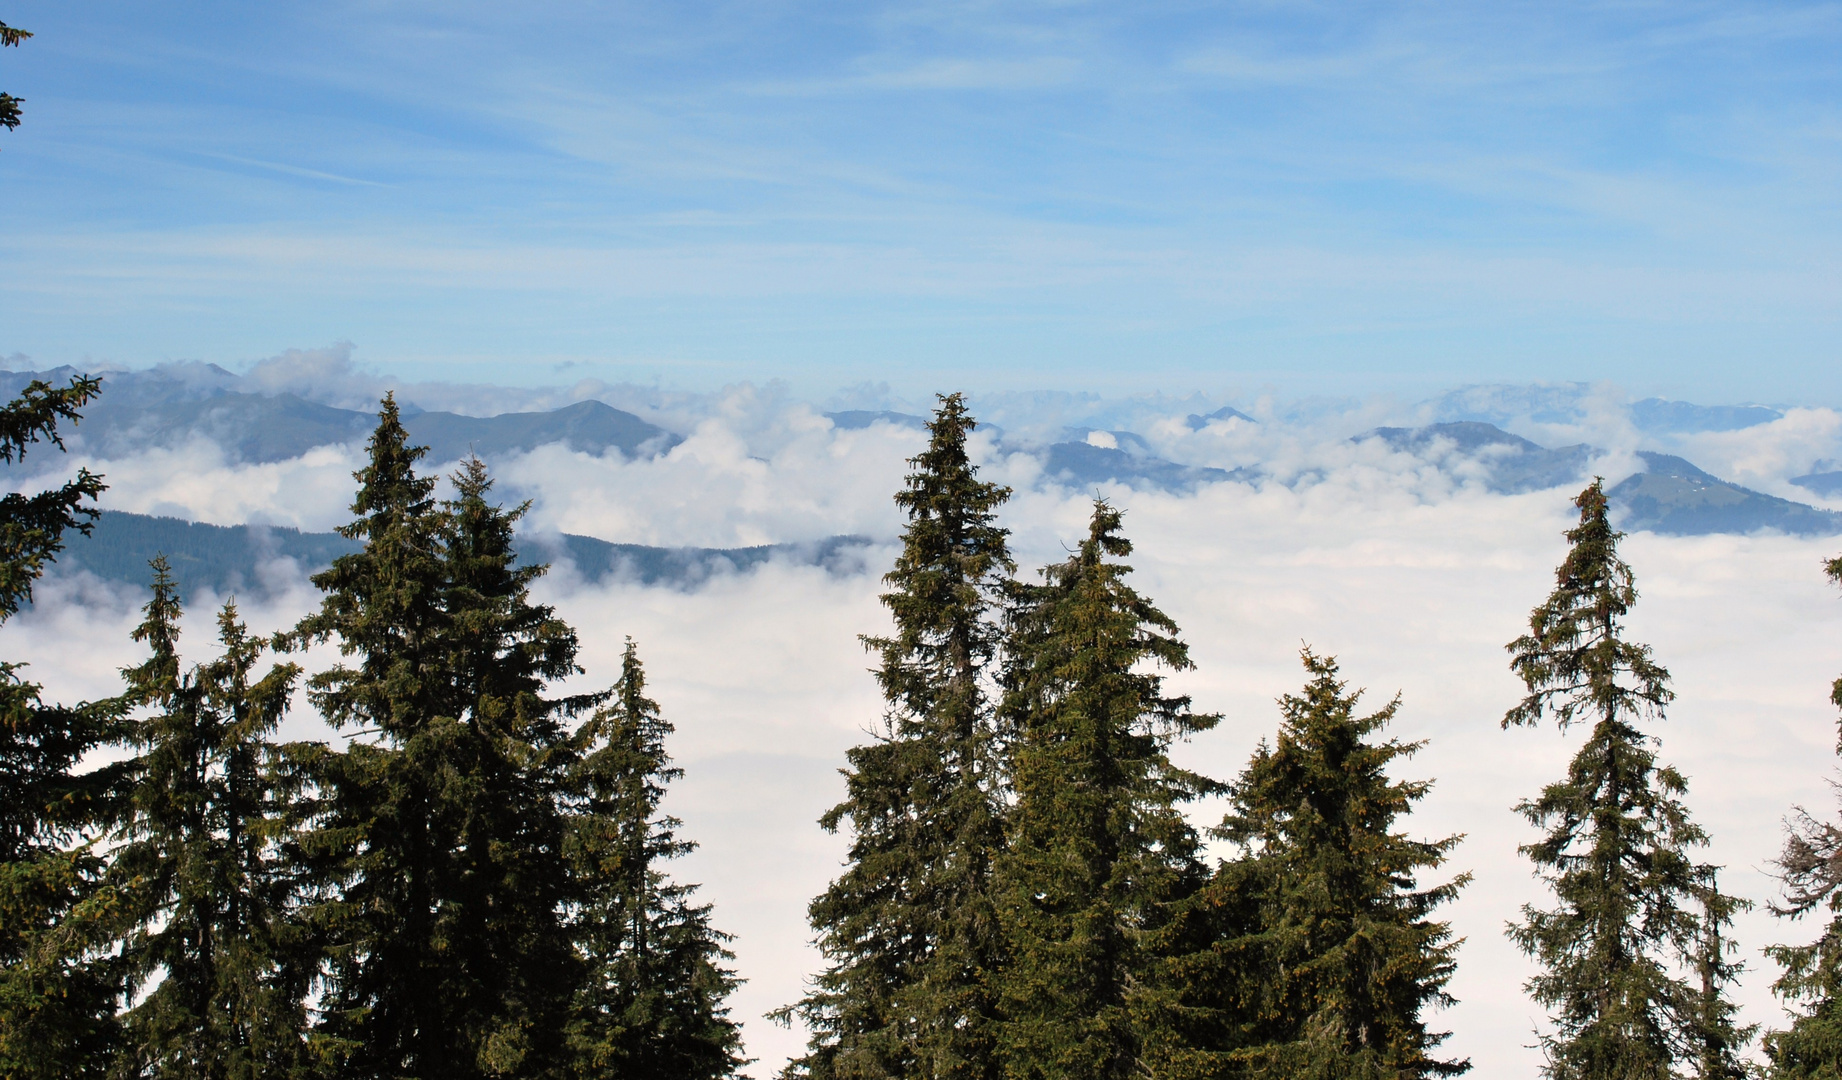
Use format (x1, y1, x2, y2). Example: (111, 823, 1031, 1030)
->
(7, 351, 1842, 1073)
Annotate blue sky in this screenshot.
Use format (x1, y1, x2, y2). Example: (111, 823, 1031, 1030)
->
(1, 1, 1838, 401)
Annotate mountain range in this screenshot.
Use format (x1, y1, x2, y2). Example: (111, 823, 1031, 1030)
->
(4, 366, 679, 466)
(7, 366, 1839, 540)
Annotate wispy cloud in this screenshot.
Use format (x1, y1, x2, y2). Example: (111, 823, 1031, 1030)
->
(196, 152, 388, 187)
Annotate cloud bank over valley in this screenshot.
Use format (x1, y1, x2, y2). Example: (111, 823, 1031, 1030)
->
(7, 354, 1842, 1073)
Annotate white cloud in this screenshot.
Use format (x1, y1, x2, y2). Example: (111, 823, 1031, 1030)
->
(11, 383, 1842, 1073)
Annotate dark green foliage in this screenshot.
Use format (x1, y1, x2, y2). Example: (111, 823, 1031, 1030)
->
(1, 374, 106, 617)
(1688, 879, 1755, 1080)
(1761, 553, 1842, 1078)
(1208, 649, 1468, 1079)
(0, 19, 28, 137)
(1504, 479, 1741, 1079)
(0, 673, 126, 1079)
(565, 640, 746, 1079)
(781, 392, 1015, 1080)
(283, 401, 588, 1077)
(995, 501, 1218, 1080)
(1766, 800, 1842, 1077)
(434, 456, 595, 1077)
(0, 370, 124, 1077)
(110, 562, 313, 1079)
(281, 394, 453, 1076)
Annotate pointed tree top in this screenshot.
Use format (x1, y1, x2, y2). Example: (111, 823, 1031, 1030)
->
(1503, 477, 1670, 731)
(125, 555, 185, 705)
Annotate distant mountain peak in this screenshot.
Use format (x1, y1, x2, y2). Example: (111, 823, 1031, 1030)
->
(1610, 451, 1840, 536)
(824, 410, 928, 431)
(1630, 399, 1781, 434)
(1355, 421, 1593, 494)
(1185, 405, 1255, 430)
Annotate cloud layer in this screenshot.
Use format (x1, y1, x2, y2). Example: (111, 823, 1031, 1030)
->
(9, 379, 1842, 1072)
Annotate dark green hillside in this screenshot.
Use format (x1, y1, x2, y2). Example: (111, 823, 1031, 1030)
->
(57, 511, 361, 596)
(1611, 453, 1842, 537)
(52, 511, 870, 598)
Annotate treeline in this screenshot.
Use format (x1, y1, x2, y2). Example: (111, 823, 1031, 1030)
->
(2, 386, 743, 1079)
(3, 381, 1842, 1080)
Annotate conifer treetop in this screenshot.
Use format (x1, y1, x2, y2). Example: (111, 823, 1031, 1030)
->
(1504, 479, 1672, 732)
(124, 556, 183, 708)
(868, 391, 1015, 724)
(1216, 647, 1469, 1078)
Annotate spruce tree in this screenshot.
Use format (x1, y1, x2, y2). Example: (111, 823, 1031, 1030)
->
(779, 392, 1015, 1080)
(1687, 878, 1755, 1080)
(111, 563, 311, 1079)
(1209, 649, 1468, 1079)
(0, 372, 124, 1078)
(994, 500, 1218, 1080)
(285, 404, 589, 1076)
(437, 456, 594, 1076)
(1504, 479, 1741, 1079)
(1762, 551, 1842, 1077)
(565, 639, 746, 1079)
(282, 393, 453, 1076)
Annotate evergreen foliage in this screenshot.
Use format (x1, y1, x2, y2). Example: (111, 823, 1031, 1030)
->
(1209, 649, 1468, 1079)
(435, 457, 595, 1077)
(1687, 878, 1755, 1080)
(780, 392, 1015, 1080)
(565, 639, 746, 1079)
(1, 19, 28, 138)
(282, 401, 587, 1077)
(994, 500, 1218, 1080)
(110, 562, 312, 1078)
(0, 373, 106, 617)
(1504, 479, 1741, 1079)
(280, 394, 455, 1075)
(0, 372, 123, 1078)
(1761, 552, 1842, 1078)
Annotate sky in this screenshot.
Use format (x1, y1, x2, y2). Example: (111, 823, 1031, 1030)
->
(6, 3, 1842, 1073)
(2, 1, 1840, 401)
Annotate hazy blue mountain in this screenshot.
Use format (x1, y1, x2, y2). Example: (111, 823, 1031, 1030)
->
(50, 511, 872, 599)
(1185, 405, 1256, 429)
(3, 366, 680, 466)
(1609, 453, 1842, 536)
(824, 410, 929, 430)
(1791, 471, 1842, 498)
(1060, 429, 1157, 455)
(1423, 383, 1596, 426)
(1418, 385, 1784, 434)
(405, 400, 680, 463)
(1037, 441, 1241, 492)
(1629, 398, 1782, 433)
(1359, 422, 1596, 494)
